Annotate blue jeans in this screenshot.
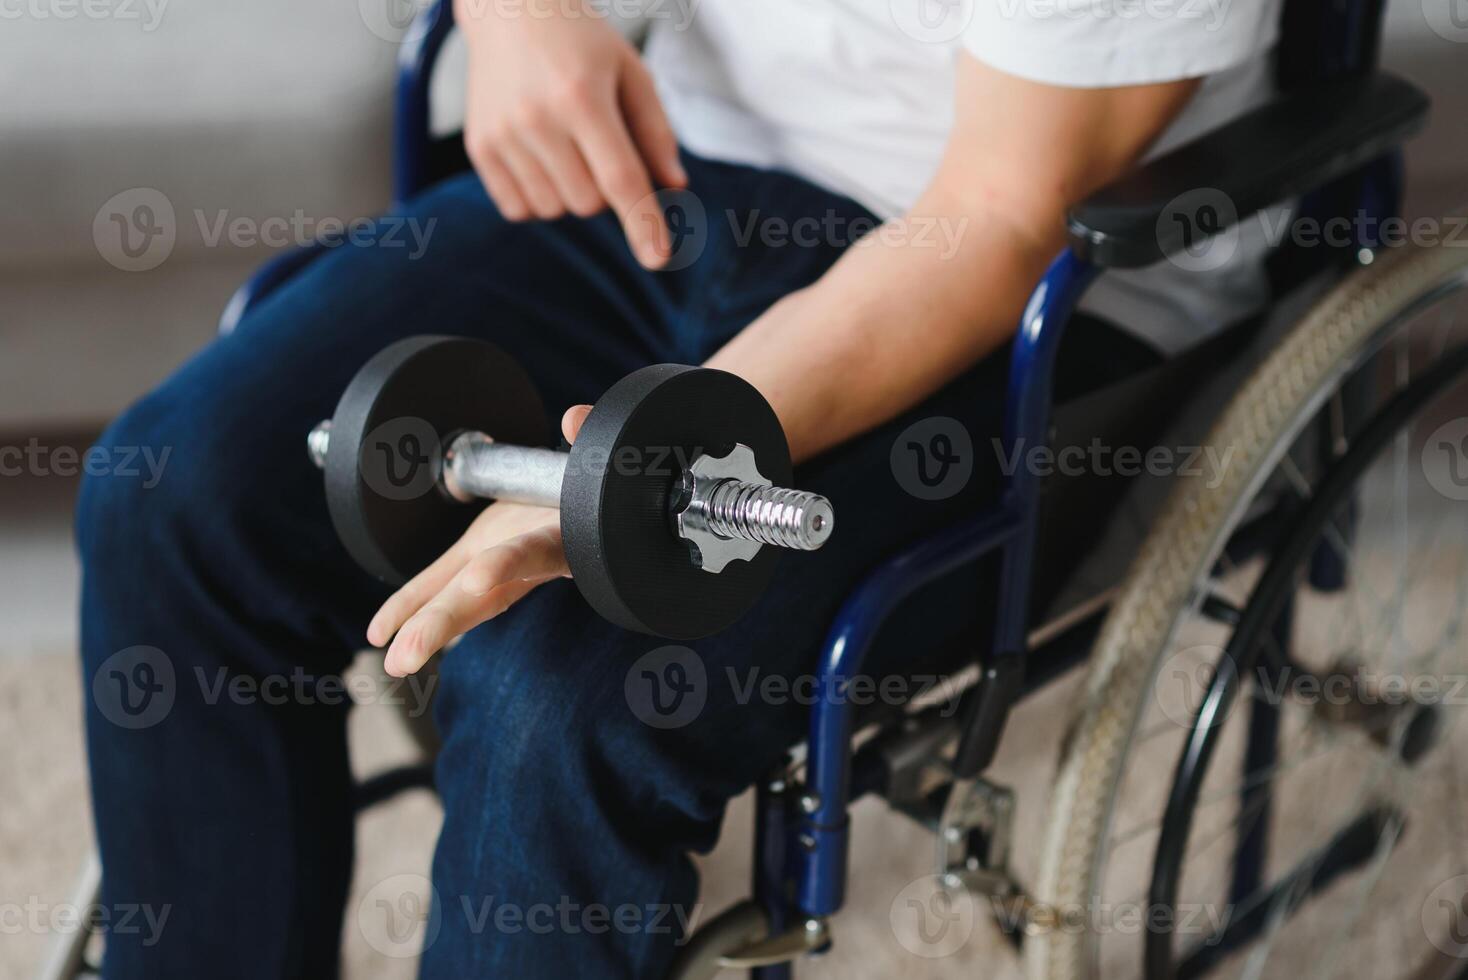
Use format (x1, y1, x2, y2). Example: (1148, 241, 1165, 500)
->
(77, 152, 1153, 978)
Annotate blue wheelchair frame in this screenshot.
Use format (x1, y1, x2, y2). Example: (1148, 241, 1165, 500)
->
(219, 2, 1409, 974)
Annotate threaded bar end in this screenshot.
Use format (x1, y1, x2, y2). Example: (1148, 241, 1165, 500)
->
(700, 481, 834, 551)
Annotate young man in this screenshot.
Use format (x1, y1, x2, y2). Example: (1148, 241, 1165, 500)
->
(79, 1, 1282, 976)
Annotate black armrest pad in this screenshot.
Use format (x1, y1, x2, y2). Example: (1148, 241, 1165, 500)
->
(1067, 72, 1430, 269)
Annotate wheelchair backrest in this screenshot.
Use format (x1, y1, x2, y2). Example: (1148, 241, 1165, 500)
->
(1277, 0, 1386, 88)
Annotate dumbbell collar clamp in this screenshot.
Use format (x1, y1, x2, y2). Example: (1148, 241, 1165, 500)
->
(676, 444, 771, 573)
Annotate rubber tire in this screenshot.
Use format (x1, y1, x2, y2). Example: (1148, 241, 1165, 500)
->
(1028, 237, 1468, 980)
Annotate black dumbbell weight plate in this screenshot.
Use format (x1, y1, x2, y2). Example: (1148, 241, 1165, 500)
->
(325, 336, 552, 584)
(562, 365, 792, 639)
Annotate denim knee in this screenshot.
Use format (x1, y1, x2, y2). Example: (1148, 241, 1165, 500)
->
(74, 366, 303, 634)
(75, 387, 195, 585)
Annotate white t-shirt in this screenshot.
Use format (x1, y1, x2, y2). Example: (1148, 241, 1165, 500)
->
(643, 0, 1286, 353)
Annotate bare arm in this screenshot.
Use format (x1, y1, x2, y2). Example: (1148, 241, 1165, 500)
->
(708, 55, 1200, 462)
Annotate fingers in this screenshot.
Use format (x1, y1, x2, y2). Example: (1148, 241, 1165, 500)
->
(570, 89, 671, 269)
(619, 55, 687, 191)
(520, 127, 604, 218)
(471, 103, 673, 269)
(379, 526, 570, 677)
(383, 579, 540, 678)
(366, 537, 472, 648)
(462, 44, 682, 268)
(458, 526, 568, 595)
(497, 138, 564, 220)
(469, 150, 531, 222)
(562, 405, 592, 444)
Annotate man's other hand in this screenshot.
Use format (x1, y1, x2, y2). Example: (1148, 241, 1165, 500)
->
(456, 0, 686, 269)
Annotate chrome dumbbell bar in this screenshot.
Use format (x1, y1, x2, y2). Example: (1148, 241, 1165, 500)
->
(307, 421, 834, 573)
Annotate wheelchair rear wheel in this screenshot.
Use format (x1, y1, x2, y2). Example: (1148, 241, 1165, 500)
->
(1030, 234, 1468, 980)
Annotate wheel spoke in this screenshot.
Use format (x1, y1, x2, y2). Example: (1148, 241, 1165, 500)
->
(1176, 807, 1403, 980)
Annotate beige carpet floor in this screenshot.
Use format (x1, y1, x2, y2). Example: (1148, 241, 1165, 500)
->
(1, 648, 1075, 978)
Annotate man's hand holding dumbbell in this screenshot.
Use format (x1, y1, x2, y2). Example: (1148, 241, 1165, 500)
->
(314, 337, 834, 672)
(366, 401, 589, 677)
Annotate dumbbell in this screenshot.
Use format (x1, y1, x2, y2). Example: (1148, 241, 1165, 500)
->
(309, 336, 834, 639)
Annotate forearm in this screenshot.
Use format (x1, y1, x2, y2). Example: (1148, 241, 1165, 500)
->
(707, 190, 1063, 463)
(709, 55, 1199, 463)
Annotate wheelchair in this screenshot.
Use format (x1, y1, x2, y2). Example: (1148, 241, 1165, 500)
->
(49, 0, 1468, 977)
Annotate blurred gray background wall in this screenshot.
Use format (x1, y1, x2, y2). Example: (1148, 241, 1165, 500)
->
(0, 0, 1464, 432)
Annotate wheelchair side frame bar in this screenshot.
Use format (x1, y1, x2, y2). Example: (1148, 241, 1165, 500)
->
(791, 250, 1099, 920)
(393, 0, 456, 208)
